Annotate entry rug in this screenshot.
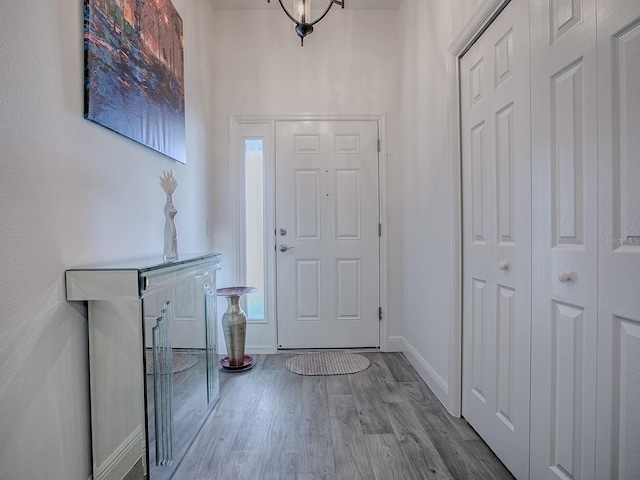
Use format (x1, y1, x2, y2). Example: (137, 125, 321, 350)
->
(285, 352, 370, 376)
(145, 351, 198, 375)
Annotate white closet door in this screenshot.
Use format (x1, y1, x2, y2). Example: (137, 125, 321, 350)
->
(529, 0, 599, 478)
(596, 0, 640, 478)
(460, 1, 531, 477)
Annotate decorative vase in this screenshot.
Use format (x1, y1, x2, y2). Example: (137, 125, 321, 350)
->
(222, 296, 246, 367)
(217, 287, 256, 368)
(163, 193, 178, 262)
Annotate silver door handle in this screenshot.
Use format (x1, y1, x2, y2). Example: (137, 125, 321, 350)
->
(558, 271, 574, 282)
(499, 260, 510, 271)
(279, 244, 295, 252)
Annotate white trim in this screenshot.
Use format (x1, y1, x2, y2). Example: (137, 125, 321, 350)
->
(446, 53, 462, 418)
(228, 118, 276, 342)
(403, 338, 449, 407)
(445, 0, 512, 417)
(448, 0, 511, 57)
(262, 119, 277, 333)
(228, 116, 243, 286)
(228, 119, 273, 316)
(377, 116, 390, 352)
(385, 336, 404, 352)
(228, 115, 389, 353)
(93, 426, 143, 480)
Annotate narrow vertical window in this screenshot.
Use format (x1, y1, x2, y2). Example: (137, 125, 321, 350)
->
(244, 139, 265, 321)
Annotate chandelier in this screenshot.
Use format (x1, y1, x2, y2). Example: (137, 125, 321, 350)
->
(268, 0, 345, 46)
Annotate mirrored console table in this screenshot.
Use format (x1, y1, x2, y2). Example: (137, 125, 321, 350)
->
(66, 253, 222, 480)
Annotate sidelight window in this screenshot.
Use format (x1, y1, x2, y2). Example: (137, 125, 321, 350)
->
(243, 138, 265, 321)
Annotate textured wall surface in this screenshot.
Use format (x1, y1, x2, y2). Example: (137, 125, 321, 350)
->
(0, 0, 217, 477)
(398, 0, 485, 408)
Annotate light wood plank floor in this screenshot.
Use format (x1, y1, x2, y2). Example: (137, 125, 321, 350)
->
(172, 353, 513, 480)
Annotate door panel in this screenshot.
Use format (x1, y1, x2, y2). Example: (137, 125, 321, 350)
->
(496, 103, 515, 245)
(552, 61, 585, 248)
(336, 259, 361, 319)
(496, 284, 515, 429)
(597, 3, 640, 317)
(530, 0, 598, 477)
(335, 169, 361, 239)
(275, 120, 380, 349)
(461, 1, 531, 477)
(471, 121, 490, 245)
(295, 170, 321, 239)
(551, 0, 583, 42)
(296, 259, 321, 320)
(550, 300, 586, 480)
(597, 314, 640, 480)
(471, 277, 488, 402)
(596, 1, 640, 477)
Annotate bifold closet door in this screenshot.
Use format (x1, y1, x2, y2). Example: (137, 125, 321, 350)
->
(596, 0, 640, 477)
(460, 1, 531, 477)
(529, 0, 599, 478)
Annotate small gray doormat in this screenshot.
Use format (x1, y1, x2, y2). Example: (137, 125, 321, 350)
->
(285, 352, 370, 376)
(145, 351, 198, 375)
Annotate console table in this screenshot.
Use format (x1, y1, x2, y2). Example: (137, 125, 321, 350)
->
(66, 253, 222, 480)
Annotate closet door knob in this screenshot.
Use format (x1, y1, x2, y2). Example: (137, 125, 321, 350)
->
(499, 260, 510, 271)
(558, 271, 574, 282)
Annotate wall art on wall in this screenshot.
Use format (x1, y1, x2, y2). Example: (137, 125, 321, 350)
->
(84, 0, 185, 163)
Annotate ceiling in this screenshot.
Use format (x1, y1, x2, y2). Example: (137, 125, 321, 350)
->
(209, 0, 402, 10)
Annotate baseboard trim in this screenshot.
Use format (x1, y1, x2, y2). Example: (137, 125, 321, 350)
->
(385, 336, 404, 352)
(402, 339, 450, 408)
(93, 426, 143, 480)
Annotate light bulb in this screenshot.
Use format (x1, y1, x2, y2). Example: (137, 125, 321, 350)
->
(293, 0, 311, 23)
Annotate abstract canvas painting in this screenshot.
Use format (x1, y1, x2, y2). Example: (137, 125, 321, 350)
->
(84, 0, 185, 163)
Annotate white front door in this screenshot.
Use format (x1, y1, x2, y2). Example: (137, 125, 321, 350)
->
(529, 0, 599, 478)
(275, 120, 380, 349)
(460, 1, 531, 477)
(596, 0, 640, 477)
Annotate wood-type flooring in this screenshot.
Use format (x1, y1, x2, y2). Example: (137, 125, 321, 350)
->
(172, 352, 513, 480)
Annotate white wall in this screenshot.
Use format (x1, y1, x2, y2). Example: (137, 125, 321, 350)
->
(0, 0, 489, 474)
(208, 7, 404, 351)
(398, 0, 483, 409)
(0, 0, 217, 477)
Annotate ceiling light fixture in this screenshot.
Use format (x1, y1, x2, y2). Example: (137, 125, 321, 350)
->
(268, 0, 345, 46)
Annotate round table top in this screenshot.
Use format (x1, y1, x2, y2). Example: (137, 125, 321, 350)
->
(216, 286, 257, 297)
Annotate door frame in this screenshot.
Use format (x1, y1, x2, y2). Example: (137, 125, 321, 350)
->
(228, 114, 391, 352)
(446, 0, 512, 416)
